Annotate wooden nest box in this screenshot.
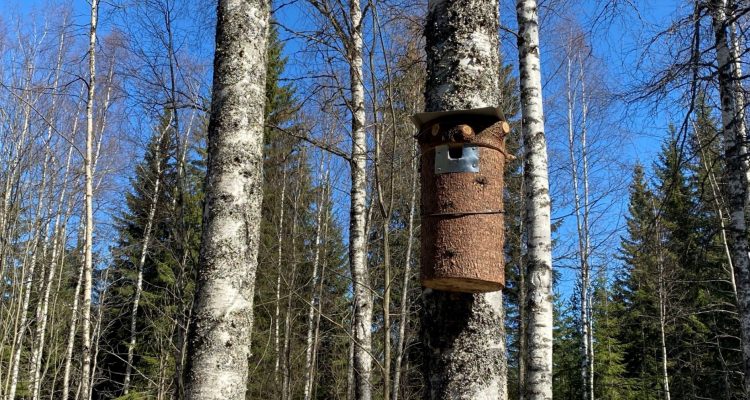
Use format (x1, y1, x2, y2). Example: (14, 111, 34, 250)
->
(413, 107, 511, 293)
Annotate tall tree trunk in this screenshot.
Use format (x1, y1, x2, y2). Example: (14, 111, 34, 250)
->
(391, 142, 418, 400)
(310, 198, 331, 400)
(710, 0, 750, 395)
(580, 59, 595, 400)
(695, 127, 737, 299)
(30, 145, 74, 400)
(29, 23, 75, 392)
(422, 0, 507, 398)
(30, 20, 70, 400)
(62, 235, 85, 400)
(7, 142, 52, 400)
(122, 125, 169, 395)
(304, 169, 329, 400)
(565, 47, 590, 400)
(727, 2, 750, 202)
(347, 1, 373, 399)
(0, 39, 39, 396)
(282, 170, 303, 400)
(80, 1, 99, 397)
(653, 209, 672, 400)
(184, 0, 270, 398)
(517, 0, 554, 398)
(274, 169, 287, 390)
(658, 264, 672, 400)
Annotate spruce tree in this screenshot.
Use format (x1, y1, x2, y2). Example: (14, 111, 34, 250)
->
(616, 163, 662, 399)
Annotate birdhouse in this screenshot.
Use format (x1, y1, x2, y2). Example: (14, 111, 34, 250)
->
(412, 107, 511, 293)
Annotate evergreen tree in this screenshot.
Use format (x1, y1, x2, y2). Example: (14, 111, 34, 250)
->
(615, 163, 662, 399)
(247, 21, 349, 400)
(591, 273, 629, 399)
(552, 295, 583, 399)
(97, 110, 205, 399)
(613, 126, 745, 399)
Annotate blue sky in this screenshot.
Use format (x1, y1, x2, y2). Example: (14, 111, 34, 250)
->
(1, 0, 697, 301)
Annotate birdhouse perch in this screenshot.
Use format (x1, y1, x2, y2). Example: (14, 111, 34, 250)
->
(413, 107, 511, 293)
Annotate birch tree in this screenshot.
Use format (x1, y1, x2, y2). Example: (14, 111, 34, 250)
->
(422, 0, 506, 398)
(347, 2, 372, 397)
(184, 0, 270, 398)
(709, 0, 750, 394)
(516, 0, 554, 398)
(80, 1, 99, 397)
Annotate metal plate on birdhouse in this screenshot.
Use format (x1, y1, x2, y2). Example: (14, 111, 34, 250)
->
(434, 144, 480, 174)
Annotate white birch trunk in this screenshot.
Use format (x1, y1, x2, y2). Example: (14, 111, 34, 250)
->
(658, 264, 672, 400)
(303, 169, 329, 400)
(80, 1, 98, 397)
(282, 173, 303, 400)
(274, 169, 287, 389)
(580, 61, 595, 400)
(0, 45, 39, 394)
(710, 0, 750, 395)
(29, 21, 70, 397)
(728, 10, 750, 201)
(565, 49, 591, 400)
(7, 143, 52, 400)
(517, 0, 554, 398)
(184, 0, 270, 397)
(695, 127, 737, 298)
(348, 1, 374, 399)
(30, 145, 74, 400)
(422, 0, 506, 398)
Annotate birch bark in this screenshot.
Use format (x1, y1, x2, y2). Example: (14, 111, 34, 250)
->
(274, 169, 287, 389)
(348, 1, 374, 399)
(80, 1, 99, 397)
(303, 169, 329, 400)
(184, 0, 269, 398)
(422, 0, 506, 398)
(7, 139, 52, 400)
(29, 21, 70, 398)
(516, 0, 554, 398)
(711, 0, 750, 395)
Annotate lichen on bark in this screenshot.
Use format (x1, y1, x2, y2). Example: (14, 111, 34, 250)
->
(185, 1, 270, 399)
(422, 1, 507, 399)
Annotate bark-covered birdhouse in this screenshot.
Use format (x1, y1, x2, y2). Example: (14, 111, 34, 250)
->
(413, 107, 511, 293)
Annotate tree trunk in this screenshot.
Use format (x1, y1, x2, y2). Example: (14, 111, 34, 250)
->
(392, 142, 418, 400)
(62, 239, 85, 400)
(580, 59, 595, 400)
(695, 128, 737, 299)
(422, 0, 506, 398)
(516, 0, 554, 398)
(123, 125, 169, 395)
(282, 171, 303, 400)
(80, 1, 98, 397)
(30, 144, 74, 400)
(7, 141, 52, 400)
(658, 263, 672, 400)
(348, 1, 374, 399)
(304, 170, 329, 400)
(274, 169, 287, 390)
(184, 0, 269, 398)
(710, 0, 750, 395)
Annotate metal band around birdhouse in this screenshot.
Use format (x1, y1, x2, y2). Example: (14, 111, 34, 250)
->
(434, 144, 480, 174)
